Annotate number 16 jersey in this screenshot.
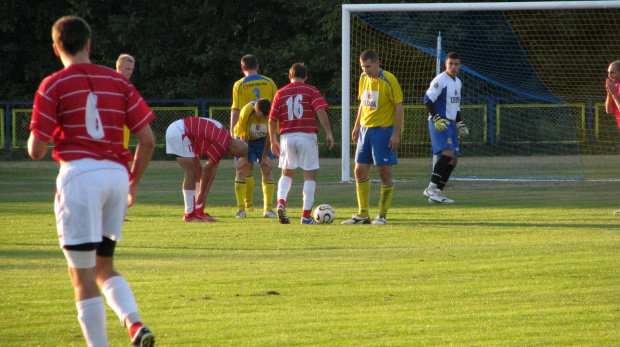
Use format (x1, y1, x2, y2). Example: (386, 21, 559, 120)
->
(269, 82, 329, 135)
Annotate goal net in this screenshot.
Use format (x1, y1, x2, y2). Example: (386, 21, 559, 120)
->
(341, 1, 620, 182)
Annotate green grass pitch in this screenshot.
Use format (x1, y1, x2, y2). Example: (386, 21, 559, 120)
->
(0, 159, 618, 346)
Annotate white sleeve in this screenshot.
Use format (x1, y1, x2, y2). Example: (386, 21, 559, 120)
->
(424, 74, 445, 103)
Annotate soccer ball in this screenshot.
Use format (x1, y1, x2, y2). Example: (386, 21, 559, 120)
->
(314, 204, 335, 224)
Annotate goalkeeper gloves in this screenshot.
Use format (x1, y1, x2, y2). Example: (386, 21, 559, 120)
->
(432, 114, 449, 132)
(456, 121, 469, 137)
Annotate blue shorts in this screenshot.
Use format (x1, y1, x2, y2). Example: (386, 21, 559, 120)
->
(236, 137, 273, 163)
(429, 118, 460, 156)
(355, 126, 398, 165)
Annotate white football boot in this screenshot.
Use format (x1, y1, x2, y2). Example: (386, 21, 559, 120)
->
(424, 188, 454, 204)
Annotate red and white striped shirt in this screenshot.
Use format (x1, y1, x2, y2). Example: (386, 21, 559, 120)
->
(30, 63, 154, 170)
(269, 82, 329, 135)
(182, 117, 231, 163)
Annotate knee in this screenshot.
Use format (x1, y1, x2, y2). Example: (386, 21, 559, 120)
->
(378, 167, 393, 185)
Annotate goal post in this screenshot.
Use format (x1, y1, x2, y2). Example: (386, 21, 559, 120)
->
(341, 1, 620, 182)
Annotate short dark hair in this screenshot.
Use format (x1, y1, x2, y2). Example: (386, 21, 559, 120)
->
(360, 50, 380, 62)
(241, 55, 258, 70)
(52, 16, 91, 56)
(289, 63, 307, 79)
(255, 98, 271, 116)
(446, 52, 460, 61)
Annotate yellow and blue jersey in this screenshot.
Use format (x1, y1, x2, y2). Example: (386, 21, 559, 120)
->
(358, 69, 403, 128)
(234, 101, 269, 141)
(231, 74, 277, 110)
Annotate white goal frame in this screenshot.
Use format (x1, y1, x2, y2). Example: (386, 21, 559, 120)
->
(340, 1, 620, 182)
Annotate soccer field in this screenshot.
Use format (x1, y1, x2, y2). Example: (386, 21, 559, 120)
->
(0, 159, 618, 346)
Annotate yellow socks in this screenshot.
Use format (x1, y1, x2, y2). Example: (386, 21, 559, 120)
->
(378, 184, 394, 218)
(245, 173, 254, 210)
(234, 180, 246, 211)
(262, 180, 274, 212)
(356, 178, 371, 218)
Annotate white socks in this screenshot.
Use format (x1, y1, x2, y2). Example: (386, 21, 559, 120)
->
(101, 276, 140, 327)
(277, 176, 293, 202)
(302, 180, 316, 211)
(182, 189, 194, 213)
(76, 296, 108, 347)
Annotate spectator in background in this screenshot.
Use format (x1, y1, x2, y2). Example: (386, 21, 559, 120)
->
(604, 60, 620, 214)
(28, 16, 155, 347)
(230, 54, 278, 212)
(116, 54, 136, 150)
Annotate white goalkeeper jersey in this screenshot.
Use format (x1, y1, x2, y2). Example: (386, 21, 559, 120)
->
(423, 71, 462, 121)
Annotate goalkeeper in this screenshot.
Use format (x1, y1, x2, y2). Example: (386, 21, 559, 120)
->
(422, 51, 468, 203)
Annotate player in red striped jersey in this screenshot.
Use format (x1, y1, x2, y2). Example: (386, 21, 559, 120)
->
(268, 63, 334, 225)
(28, 16, 155, 347)
(165, 117, 248, 222)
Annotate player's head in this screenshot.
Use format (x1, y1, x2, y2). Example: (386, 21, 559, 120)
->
(608, 61, 620, 82)
(241, 55, 258, 71)
(289, 63, 307, 81)
(445, 52, 461, 78)
(227, 138, 248, 157)
(52, 16, 91, 56)
(116, 54, 135, 80)
(254, 98, 271, 118)
(359, 50, 381, 78)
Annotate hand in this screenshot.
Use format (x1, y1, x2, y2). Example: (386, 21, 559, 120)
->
(352, 126, 360, 143)
(607, 78, 618, 95)
(432, 114, 449, 132)
(325, 134, 334, 150)
(270, 141, 280, 157)
(196, 191, 205, 206)
(389, 133, 400, 152)
(127, 184, 137, 207)
(456, 121, 469, 137)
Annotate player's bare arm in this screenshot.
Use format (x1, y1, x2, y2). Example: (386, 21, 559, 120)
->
(268, 119, 280, 156)
(316, 109, 334, 150)
(261, 138, 273, 170)
(605, 78, 620, 113)
(196, 160, 218, 206)
(27, 133, 47, 160)
(352, 106, 363, 143)
(128, 124, 155, 207)
(230, 108, 240, 136)
(389, 103, 404, 152)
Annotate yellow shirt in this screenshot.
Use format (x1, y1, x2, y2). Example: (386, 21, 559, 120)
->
(358, 69, 403, 128)
(231, 74, 277, 110)
(234, 101, 269, 141)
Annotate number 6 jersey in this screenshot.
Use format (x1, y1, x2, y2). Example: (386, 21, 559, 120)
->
(30, 63, 154, 170)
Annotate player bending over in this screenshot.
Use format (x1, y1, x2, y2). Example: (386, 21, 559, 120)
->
(165, 117, 248, 222)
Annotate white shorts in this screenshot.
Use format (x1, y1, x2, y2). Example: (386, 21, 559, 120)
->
(55, 158, 128, 247)
(166, 120, 194, 157)
(278, 132, 319, 171)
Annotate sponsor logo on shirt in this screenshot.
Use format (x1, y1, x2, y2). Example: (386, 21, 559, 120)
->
(361, 90, 378, 109)
(250, 123, 268, 138)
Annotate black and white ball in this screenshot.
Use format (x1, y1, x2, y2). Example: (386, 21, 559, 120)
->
(314, 204, 335, 224)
